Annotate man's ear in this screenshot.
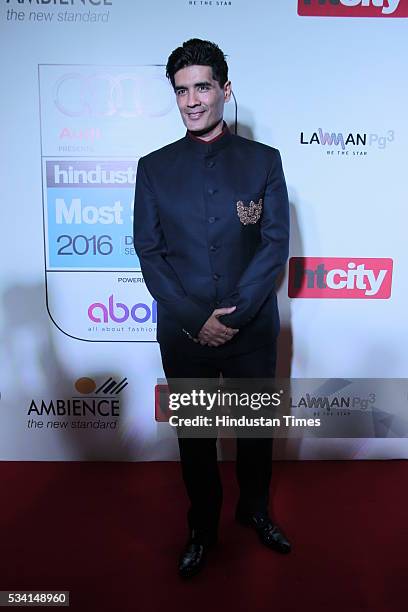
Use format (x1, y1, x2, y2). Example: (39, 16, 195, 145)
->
(224, 80, 232, 103)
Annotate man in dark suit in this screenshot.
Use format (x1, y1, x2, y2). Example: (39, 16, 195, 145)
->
(133, 38, 291, 578)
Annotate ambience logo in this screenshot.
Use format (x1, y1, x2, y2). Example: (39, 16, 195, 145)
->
(75, 376, 128, 395)
(298, 0, 407, 17)
(288, 257, 393, 298)
(27, 376, 126, 422)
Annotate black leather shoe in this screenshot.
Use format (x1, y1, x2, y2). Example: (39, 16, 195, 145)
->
(236, 511, 291, 554)
(178, 530, 216, 578)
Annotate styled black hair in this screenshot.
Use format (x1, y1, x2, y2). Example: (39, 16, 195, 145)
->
(166, 38, 228, 89)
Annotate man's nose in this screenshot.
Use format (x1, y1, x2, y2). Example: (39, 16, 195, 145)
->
(186, 90, 199, 107)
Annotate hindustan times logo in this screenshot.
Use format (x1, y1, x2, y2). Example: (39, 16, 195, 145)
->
(298, 0, 407, 17)
(47, 161, 136, 187)
(288, 257, 393, 299)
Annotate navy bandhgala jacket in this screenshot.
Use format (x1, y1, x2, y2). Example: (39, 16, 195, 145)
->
(133, 125, 289, 357)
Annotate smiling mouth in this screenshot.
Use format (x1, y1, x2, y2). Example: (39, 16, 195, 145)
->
(187, 111, 205, 118)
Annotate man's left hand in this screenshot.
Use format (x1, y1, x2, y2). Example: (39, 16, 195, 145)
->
(195, 306, 239, 347)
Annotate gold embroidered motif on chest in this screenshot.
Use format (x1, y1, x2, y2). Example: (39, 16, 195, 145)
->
(236, 198, 263, 225)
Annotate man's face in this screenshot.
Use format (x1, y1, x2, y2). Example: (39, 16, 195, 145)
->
(173, 64, 231, 134)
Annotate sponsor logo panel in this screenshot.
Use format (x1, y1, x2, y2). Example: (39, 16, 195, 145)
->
(38, 65, 177, 341)
(39, 65, 176, 157)
(299, 129, 395, 157)
(288, 257, 393, 298)
(46, 271, 157, 341)
(27, 375, 127, 433)
(44, 159, 138, 270)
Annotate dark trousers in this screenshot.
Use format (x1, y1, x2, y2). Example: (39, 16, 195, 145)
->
(159, 342, 277, 541)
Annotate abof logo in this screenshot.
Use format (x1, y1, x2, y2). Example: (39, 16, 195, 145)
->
(288, 257, 393, 298)
(298, 0, 407, 17)
(75, 376, 128, 395)
(88, 295, 157, 323)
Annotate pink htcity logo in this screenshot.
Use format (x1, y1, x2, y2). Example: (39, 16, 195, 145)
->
(298, 0, 408, 18)
(288, 257, 393, 299)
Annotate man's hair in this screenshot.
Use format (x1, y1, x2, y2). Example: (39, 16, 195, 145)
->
(166, 38, 228, 90)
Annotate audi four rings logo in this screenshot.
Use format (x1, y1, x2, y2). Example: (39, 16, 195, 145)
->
(54, 72, 175, 118)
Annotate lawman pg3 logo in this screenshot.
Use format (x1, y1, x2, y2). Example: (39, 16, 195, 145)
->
(288, 257, 393, 298)
(298, 0, 408, 17)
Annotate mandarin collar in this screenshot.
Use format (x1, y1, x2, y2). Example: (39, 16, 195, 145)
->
(184, 121, 232, 155)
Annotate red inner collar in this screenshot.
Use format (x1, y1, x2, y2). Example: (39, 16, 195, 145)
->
(188, 121, 228, 144)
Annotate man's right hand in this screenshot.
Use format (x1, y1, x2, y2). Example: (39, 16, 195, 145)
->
(196, 306, 239, 347)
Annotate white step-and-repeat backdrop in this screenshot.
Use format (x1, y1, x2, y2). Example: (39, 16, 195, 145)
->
(1, 0, 407, 460)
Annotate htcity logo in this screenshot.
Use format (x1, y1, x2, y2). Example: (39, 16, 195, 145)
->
(298, 0, 407, 17)
(88, 295, 157, 323)
(288, 257, 393, 298)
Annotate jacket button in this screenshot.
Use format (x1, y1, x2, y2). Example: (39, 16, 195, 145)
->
(208, 188, 217, 195)
(210, 245, 217, 252)
(206, 160, 215, 168)
(213, 273, 220, 281)
(208, 217, 216, 224)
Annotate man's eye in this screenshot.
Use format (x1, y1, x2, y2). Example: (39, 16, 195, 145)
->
(177, 89, 186, 95)
(198, 85, 209, 91)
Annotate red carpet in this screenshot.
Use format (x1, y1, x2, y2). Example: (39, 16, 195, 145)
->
(0, 460, 406, 612)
